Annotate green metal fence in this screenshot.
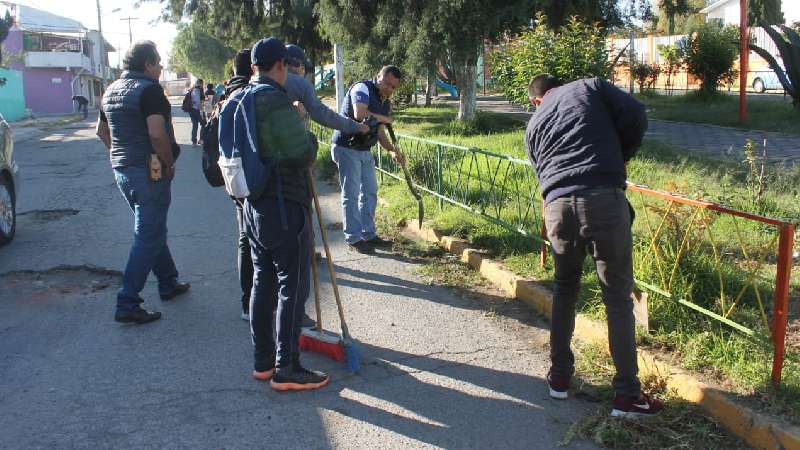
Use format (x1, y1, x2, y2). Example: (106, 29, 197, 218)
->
(311, 123, 795, 385)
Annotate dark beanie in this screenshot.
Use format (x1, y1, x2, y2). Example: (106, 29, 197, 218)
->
(234, 49, 253, 77)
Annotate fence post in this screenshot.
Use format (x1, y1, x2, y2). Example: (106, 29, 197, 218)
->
(377, 145, 384, 183)
(771, 223, 795, 387)
(436, 144, 443, 211)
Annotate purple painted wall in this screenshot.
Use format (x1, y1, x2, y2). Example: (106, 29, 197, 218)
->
(23, 68, 74, 115)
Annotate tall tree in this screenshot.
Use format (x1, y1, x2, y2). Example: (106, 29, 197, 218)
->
(169, 22, 234, 81)
(538, 0, 623, 29)
(318, 0, 534, 121)
(657, 0, 699, 36)
(0, 10, 13, 66)
(154, 0, 328, 74)
(748, 0, 784, 26)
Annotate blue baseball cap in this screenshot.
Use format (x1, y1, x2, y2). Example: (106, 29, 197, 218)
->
(285, 44, 311, 68)
(251, 37, 287, 67)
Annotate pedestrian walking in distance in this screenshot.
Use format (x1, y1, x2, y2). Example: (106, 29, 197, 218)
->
(96, 41, 190, 324)
(524, 73, 663, 418)
(72, 95, 89, 119)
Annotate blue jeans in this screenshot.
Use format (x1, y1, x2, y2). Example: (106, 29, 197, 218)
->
(113, 166, 179, 312)
(331, 144, 378, 244)
(244, 197, 311, 370)
(189, 109, 201, 145)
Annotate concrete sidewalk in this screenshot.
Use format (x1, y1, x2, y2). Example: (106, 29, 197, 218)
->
(433, 95, 800, 164)
(0, 105, 600, 449)
(10, 114, 93, 144)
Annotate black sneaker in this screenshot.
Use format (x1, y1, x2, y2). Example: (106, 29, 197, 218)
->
(347, 240, 374, 254)
(611, 393, 664, 418)
(114, 307, 162, 324)
(547, 370, 570, 400)
(160, 282, 191, 300)
(270, 363, 330, 392)
(365, 236, 392, 248)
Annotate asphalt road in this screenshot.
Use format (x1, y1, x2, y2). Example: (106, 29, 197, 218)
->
(0, 104, 599, 449)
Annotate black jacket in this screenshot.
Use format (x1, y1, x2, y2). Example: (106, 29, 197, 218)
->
(224, 76, 250, 98)
(524, 77, 647, 203)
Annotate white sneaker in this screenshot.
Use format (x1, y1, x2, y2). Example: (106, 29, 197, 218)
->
(240, 312, 249, 321)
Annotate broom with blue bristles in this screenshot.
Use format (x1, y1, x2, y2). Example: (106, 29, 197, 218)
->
(299, 171, 360, 373)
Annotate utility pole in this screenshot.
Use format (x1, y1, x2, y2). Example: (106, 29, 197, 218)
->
(628, 30, 635, 94)
(334, 44, 345, 110)
(120, 17, 138, 45)
(95, 0, 106, 84)
(738, 0, 748, 124)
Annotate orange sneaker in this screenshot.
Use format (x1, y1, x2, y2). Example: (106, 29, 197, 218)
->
(252, 368, 275, 381)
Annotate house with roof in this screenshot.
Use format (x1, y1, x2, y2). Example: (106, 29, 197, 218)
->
(700, 0, 800, 27)
(0, 2, 114, 120)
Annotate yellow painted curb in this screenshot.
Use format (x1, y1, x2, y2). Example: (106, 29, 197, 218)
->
(402, 220, 800, 450)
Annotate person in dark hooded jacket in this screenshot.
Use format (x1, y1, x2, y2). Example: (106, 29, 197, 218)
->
(223, 48, 256, 321)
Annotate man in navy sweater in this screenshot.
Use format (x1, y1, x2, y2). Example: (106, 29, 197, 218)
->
(525, 74, 662, 418)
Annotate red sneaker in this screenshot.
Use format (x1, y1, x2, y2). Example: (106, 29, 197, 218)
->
(547, 370, 570, 399)
(611, 392, 664, 418)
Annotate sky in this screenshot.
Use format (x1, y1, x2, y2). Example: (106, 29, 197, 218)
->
(3, 0, 177, 70)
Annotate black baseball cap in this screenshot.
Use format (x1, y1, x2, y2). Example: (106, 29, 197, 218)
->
(285, 44, 311, 68)
(251, 37, 287, 68)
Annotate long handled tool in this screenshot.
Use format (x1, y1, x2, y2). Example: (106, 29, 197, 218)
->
(298, 170, 361, 373)
(386, 124, 424, 228)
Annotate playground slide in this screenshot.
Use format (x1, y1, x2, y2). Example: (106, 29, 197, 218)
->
(316, 69, 335, 90)
(436, 79, 458, 97)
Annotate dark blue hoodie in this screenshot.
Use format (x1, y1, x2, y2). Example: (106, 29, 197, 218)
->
(524, 77, 647, 203)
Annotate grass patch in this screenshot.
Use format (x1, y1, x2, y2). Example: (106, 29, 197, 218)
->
(561, 342, 749, 449)
(636, 91, 800, 135)
(375, 106, 800, 425)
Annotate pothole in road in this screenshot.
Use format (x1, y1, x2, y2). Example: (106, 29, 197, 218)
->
(18, 209, 79, 222)
(0, 265, 120, 302)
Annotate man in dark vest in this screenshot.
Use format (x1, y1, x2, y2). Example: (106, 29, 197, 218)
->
(331, 65, 404, 254)
(96, 41, 190, 324)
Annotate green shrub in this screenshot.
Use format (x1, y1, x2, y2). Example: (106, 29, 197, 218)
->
(657, 43, 683, 94)
(678, 23, 739, 93)
(630, 61, 661, 92)
(489, 13, 612, 106)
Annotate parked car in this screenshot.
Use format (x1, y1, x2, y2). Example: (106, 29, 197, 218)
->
(751, 66, 787, 93)
(0, 112, 17, 246)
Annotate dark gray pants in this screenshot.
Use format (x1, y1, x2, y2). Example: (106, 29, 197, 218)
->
(544, 187, 640, 397)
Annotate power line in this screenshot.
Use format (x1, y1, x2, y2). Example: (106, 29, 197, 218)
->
(119, 16, 138, 45)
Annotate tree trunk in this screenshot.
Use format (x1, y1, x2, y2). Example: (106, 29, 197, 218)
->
(425, 64, 436, 106)
(455, 60, 477, 121)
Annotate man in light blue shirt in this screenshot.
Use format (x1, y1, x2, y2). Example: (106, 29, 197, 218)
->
(331, 66, 403, 254)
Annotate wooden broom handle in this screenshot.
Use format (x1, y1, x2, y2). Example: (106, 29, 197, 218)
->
(307, 170, 350, 338)
(307, 207, 323, 333)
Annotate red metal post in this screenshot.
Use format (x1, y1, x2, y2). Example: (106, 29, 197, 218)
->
(771, 223, 795, 387)
(739, 0, 749, 124)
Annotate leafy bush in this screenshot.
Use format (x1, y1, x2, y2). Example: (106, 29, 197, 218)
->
(678, 23, 739, 93)
(630, 61, 661, 92)
(657, 43, 683, 94)
(489, 13, 612, 106)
